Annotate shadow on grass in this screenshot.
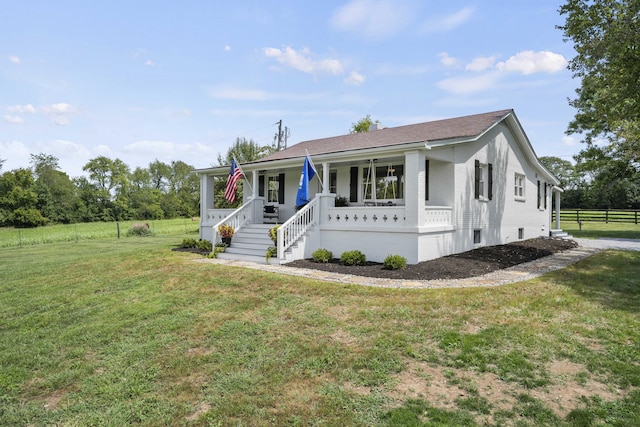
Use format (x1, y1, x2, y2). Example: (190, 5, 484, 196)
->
(550, 250, 640, 312)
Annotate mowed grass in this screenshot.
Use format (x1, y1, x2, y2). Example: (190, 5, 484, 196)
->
(1, 235, 640, 425)
(0, 218, 200, 248)
(560, 220, 640, 240)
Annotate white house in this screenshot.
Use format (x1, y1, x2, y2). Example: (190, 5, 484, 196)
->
(195, 109, 564, 264)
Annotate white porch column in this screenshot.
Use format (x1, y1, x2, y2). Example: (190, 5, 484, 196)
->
(199, 174, 216, 239)
(554, 189, 561, 229)
(322, 162, 330, 194)
(404, 150, 424, 228)
(252, 169, 259, 199)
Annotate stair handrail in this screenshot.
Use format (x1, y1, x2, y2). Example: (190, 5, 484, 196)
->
(212, 198, 255, 244)
(277, 196, 319, 259)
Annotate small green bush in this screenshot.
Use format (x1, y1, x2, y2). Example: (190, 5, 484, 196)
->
(265, 246, 277, 262)
(340, 250, 366, 266)
(312, 248, 333, 263)
(127, 223, 151, 236)
(383, 254, 407, 270)
(181, 238, 197, 248)
(196, 239, 212, 252)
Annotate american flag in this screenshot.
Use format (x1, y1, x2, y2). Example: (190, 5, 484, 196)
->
(224, 158, 244, 203)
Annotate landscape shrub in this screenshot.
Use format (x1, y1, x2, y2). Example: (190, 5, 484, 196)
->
(11, 208, 49, 228)
(340, 250, 366, 266)
(312, 248, 333, 263)
(383, 254, 407, 270)
(181, 238, 197, 248)
(127, 222, 151, 236)
(196, 239, 212, 252)
(265, 246, 277, 262)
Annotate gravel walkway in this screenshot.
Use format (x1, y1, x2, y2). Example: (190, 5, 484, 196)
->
(199, 238, 640, 289)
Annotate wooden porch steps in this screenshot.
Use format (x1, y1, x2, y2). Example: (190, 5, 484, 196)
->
(217, 223, 278, 264)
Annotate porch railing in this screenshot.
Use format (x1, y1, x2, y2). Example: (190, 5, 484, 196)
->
(212, 199, 256, 243)
(277, 196, 319, 260)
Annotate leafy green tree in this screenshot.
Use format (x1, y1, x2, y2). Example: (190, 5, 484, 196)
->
(350, 115, 380, 134)
(558, 0, 640, 165)
(30, 153, 83, 223)
(82, 156, 132, 220)
(0, 168, 47, 227)
(0, 158, 5, 171)
(215, 137, 275, 208)
(216, 137, 275, 166)
(148, 160, 171, 191)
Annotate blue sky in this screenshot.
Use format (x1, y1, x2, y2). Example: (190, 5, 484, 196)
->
(1, 0, 579, 178)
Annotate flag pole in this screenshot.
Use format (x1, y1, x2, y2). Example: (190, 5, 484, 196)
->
(305, 150, 323, 188)
(233, 155, 253, 194)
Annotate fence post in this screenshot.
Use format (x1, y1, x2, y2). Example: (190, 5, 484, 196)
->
(605, 210, 609, 224)
(576, 210, 580, 224)
(117, 222, 120, 239)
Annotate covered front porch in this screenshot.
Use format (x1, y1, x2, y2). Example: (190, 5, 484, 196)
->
(198, 150, 456, 263)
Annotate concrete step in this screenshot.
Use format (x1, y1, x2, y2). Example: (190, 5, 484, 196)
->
(217, 252, 279, 264)
(550, 229, 573, 239)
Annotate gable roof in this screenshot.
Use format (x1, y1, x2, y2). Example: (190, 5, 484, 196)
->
(195, 109, 558, 185)
(253, 109, 513, 164)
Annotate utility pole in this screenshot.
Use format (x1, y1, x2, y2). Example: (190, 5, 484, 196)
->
(274, 120, 289, 150)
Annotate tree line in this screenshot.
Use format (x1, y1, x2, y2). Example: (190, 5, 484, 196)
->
(0, 137, 274, 228)
(0, 154, 200, 228)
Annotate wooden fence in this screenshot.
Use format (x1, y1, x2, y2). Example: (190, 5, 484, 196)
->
(554, 209, 640, 224)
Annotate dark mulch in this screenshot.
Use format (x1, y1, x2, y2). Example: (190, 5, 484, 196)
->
(284, 238, 579, 280)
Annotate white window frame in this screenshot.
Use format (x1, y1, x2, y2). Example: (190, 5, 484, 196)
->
(514, 173, 525, 201)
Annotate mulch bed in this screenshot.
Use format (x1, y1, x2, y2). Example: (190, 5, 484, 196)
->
(284, 238, 579, 280)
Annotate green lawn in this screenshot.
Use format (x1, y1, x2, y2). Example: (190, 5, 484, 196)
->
(1, 234, 639, 425)
(560, 220, 640, 240)
(0, 218, 200, 248)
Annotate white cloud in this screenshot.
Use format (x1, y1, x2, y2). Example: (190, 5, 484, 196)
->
(438, 52, 460, 68)
(0, 141, 30, 170)
(41, 103, 78, 125)
(345, 70, 366, 86)
(436, 72, 501, 95)
(330, 0, 414, 39)
(422, 7, 474, 32)
(562, 135, 579, 146)
(7, 104, 36, 114)
(496, 50, 567, 75)
(9, 55, 20, 64)
(3, 115, 24, 124)
(263, 46, 343, 75)
(145, 60, 155, 67)
(466, 55, 498, 72)
(94, 145, 112, 155)
(224, 45, 231, 51)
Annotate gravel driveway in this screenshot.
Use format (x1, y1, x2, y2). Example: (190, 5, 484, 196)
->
(573, 237, 640, 251)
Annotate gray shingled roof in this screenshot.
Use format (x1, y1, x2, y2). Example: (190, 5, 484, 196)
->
(253, 109, 513, 164)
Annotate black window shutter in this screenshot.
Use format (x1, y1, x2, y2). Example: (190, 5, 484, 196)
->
(537, 180, 541, 209)
(349, 166, 358, 202)
(544, 183, 548, 209)
(474, 160, 480, 199)
(425, 160, 430, 201)
(488, 163, 493, 201)
(258, 175, 265, 197)
(278, 173, 285, 204)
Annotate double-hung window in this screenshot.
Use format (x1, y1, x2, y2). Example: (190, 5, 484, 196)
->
(514, 173, 525, 200)
(474, 160, 493, 201)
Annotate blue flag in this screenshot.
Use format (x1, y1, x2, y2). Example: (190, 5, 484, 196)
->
(295, 155, 317, 208)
